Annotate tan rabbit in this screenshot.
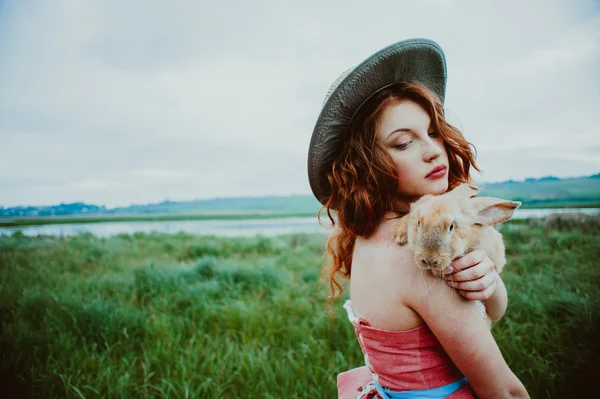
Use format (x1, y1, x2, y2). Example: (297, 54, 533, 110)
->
(391, 183, 521, 278)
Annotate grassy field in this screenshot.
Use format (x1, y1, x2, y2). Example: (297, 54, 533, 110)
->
(1, 218, 599, 398)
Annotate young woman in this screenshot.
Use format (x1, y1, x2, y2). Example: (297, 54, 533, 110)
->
(307, 39, 529, 398)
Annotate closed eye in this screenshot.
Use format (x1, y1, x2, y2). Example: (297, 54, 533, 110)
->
(394, 141, 412, 150)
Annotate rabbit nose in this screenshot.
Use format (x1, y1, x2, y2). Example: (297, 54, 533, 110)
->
(421, 259, 439, 268)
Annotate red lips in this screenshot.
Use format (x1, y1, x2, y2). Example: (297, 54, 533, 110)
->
(426, 165, 446, 178)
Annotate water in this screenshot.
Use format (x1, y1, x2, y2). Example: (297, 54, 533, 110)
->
(1, 208, 598, 238)
(0, 217, 331, 238)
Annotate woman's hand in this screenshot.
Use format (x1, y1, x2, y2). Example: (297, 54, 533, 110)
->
(443, 249, 498, 300)
(443, 249, 508, 321)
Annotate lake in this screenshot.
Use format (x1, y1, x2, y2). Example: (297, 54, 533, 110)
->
(1, 208, 598, 238)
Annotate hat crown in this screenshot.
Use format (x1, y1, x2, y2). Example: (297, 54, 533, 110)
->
(308, 38, 447, 205)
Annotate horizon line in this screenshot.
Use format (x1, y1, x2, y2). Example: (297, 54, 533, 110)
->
(2, 172, 599, 210)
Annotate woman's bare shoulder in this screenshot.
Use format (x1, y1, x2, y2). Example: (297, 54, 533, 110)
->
(354, 219, 423, 294)
(351, 219, 431, 330)
(357, 218, 418, 268)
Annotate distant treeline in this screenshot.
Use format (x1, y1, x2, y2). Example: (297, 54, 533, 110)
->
(2, 174, 599, 218)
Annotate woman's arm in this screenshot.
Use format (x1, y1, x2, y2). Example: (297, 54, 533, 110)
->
(444, 249, 508, 321)
(483, 273, 507, 322)
(405, 263, 529, 398)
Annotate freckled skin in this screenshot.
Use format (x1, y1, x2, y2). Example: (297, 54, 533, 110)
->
(376, 100, 450, 205)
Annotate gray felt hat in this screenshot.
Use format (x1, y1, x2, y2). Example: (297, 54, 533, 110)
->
(307, 38, 448, 205)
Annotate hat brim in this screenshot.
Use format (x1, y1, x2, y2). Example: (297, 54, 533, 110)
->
(308, 38, 447, 205)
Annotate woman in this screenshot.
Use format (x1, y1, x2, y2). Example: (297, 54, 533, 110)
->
(307, 39, 529, 398)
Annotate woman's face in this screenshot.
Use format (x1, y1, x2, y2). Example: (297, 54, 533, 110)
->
(376, 99, 449, 203)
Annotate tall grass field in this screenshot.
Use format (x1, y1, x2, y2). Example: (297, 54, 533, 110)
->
(1, 216, 599, 398)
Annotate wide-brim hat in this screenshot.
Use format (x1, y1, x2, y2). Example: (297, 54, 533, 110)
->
(307, 38, 448, 205)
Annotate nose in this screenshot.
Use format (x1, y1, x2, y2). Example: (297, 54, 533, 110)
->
(421, 259, 439, 268)
(422, 138, 443, 162)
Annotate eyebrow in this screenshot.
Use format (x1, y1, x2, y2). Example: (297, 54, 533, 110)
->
(386, 128, 413, 140)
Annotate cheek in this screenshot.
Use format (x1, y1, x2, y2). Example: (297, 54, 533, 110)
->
(437, 140, 449, 159)
(408, 220, 419, 243)
(448, 228, 466, 255)
(393, 157, 419, 182)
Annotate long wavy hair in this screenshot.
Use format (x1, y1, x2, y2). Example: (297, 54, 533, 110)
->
(319, 81, 480, 298)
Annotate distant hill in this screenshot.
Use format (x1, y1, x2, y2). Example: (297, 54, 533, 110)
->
(478, 174, 600, 208)
(1, 173, 599, 218)
(0, 195, 323, 218)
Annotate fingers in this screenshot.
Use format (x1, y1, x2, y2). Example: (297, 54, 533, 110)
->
(456, 279, 497, 301)
(443, 249, 500, 302)
(446, 271, 498, 292)
(445, 255, 495, 282)
(444, 248, 486, 274)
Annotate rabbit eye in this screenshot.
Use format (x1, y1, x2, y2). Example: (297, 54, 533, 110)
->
(418, 220, 421, 228)
(449, 223, 454, 232)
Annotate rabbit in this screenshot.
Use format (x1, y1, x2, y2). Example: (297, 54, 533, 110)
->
(391, 183, 521, 278)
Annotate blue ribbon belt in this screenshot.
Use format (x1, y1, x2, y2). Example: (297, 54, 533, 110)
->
(374, 377, 468, 399)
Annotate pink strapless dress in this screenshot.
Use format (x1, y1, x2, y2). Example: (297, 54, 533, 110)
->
(337, 300, 480, 399)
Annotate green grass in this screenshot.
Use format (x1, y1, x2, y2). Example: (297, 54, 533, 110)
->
(1, 222, 599, 398)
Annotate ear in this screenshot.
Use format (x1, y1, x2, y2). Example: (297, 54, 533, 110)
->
(465, 184, 480, 198)
(449, 183, 479, 199)
(467, 197, 521, 226)
(392, 215, 409, 245)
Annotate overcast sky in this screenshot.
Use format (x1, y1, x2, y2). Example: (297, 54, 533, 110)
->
(1, 0, 599, 207)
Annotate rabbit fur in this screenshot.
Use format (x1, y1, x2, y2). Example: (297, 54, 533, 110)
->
(391, 183, 521, 278)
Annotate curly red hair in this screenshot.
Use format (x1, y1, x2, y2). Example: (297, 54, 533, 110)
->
(319, 82, 480, 298)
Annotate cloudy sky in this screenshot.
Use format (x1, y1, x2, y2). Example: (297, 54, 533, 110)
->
(1, 0, 599, 208)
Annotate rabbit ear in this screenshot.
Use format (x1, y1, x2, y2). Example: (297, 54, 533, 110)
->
(467, 197, 521, 226)
(449, 183, 479, 199)
(392, 215, 409, 245)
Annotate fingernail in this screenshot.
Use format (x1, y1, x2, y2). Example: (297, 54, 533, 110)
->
(444, 266, 453, 275)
